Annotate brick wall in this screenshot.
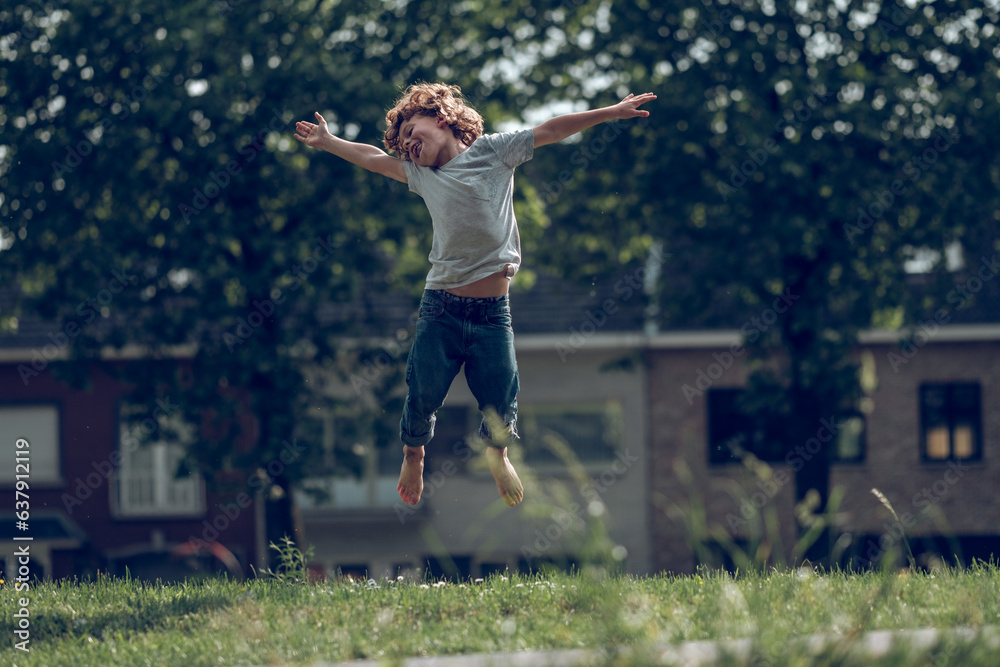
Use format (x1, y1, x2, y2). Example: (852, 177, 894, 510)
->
(833, 342, 999, 541)
(647, 339, 1000, 573)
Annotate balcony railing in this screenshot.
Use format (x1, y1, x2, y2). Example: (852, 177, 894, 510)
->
(111, 445, 205, 517)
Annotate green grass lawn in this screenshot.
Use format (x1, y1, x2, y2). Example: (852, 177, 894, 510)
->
(2, 562, 1000, 666)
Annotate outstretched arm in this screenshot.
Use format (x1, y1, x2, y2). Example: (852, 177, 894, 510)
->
(532, 92, 656, 148)
(295, 112, 407, 183)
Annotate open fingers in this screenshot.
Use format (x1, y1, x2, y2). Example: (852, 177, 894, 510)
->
(294, 119, 319, 143)
(626, 92, 656, 116)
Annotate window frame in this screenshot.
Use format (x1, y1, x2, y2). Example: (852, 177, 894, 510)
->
(706, 388, 867, 466)
(919, 382, 983, 463)
(516, 400, 625, 470)
(293, 407, 403, 510)
(0, 401, 63, 487)
(112, 397, 205, 519)
(706, 389, 754, 465)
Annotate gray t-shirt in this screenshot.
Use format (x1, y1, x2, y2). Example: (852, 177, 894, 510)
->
(403, 129, 535, 290)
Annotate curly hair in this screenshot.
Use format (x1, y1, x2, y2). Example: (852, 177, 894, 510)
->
(383, 83, 484, 160)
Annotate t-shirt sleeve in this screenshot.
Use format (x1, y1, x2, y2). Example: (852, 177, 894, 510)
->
(403, 160, 422, 195)
(482, 129, 535, 169)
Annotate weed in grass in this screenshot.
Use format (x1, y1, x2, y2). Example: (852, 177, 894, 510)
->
(661, 453, 847, 573)
(462, 410, 626, 578)
(262, 536, 315, 584)
(647, 445, 1000, 665)
(871, 487, 918, 570)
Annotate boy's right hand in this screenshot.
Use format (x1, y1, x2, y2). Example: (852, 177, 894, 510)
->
(292, 111, 407, 183)
(294, 112, 332, 149)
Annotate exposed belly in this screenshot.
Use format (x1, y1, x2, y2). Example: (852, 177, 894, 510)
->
(444, 267, 511, 297)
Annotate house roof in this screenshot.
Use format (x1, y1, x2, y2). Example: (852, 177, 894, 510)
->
(2, 267, 998, 355)
(0, 271, 649, 354)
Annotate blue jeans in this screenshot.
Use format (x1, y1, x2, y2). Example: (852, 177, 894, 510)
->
(400, 290, 519, 449)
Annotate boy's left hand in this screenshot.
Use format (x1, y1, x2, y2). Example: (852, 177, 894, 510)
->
(613, 92, 657, 119)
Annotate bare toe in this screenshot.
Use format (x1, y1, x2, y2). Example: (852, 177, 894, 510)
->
(487, 447, 524, 507)
(397, 446, 425, 505)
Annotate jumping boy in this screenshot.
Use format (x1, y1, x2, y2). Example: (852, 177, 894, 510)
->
(294, 83, 655, 508)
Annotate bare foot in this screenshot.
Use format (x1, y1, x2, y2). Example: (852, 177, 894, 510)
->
(397, 446, 425, 505)
(486, 447, 524, 507)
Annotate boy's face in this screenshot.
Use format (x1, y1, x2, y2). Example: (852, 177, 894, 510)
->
(399, 114, 456, 168)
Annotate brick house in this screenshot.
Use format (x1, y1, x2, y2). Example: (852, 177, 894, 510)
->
(3, 267, 997, 579)
(0, 273, 655, 580)
(0, 351, 263, 581)
(291, 275, 655, 579)
(647, 322, 1000, 573)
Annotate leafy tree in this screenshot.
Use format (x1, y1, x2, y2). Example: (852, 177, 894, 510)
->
(5, 0, 999, 568)
(0, 0, 548, 549)
(505, 0, 1000, 563)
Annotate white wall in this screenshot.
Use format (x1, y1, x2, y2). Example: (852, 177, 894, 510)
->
(300, 340, 651, 577)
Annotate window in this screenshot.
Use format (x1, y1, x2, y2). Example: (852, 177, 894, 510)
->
(293, 407, 404, 510)
(707, 389, 866, 465)
(334, 563, 369, 581)
(517, 401, 624, 467)
(920, 383, 982, 462)
(902, 241, 964, 274)
(708, 390, 754, 464)
(832, 414, 866, 462)
(112, 400, 204, 517)
(0, 404, 61, 484)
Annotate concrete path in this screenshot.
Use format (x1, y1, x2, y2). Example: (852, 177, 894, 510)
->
(291, 625, 999, 666)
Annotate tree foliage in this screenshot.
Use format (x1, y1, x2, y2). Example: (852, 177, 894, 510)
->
(0, 0, 545, 489)
(3, 0, 999, 560)
(511, 0, 1000, 558)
